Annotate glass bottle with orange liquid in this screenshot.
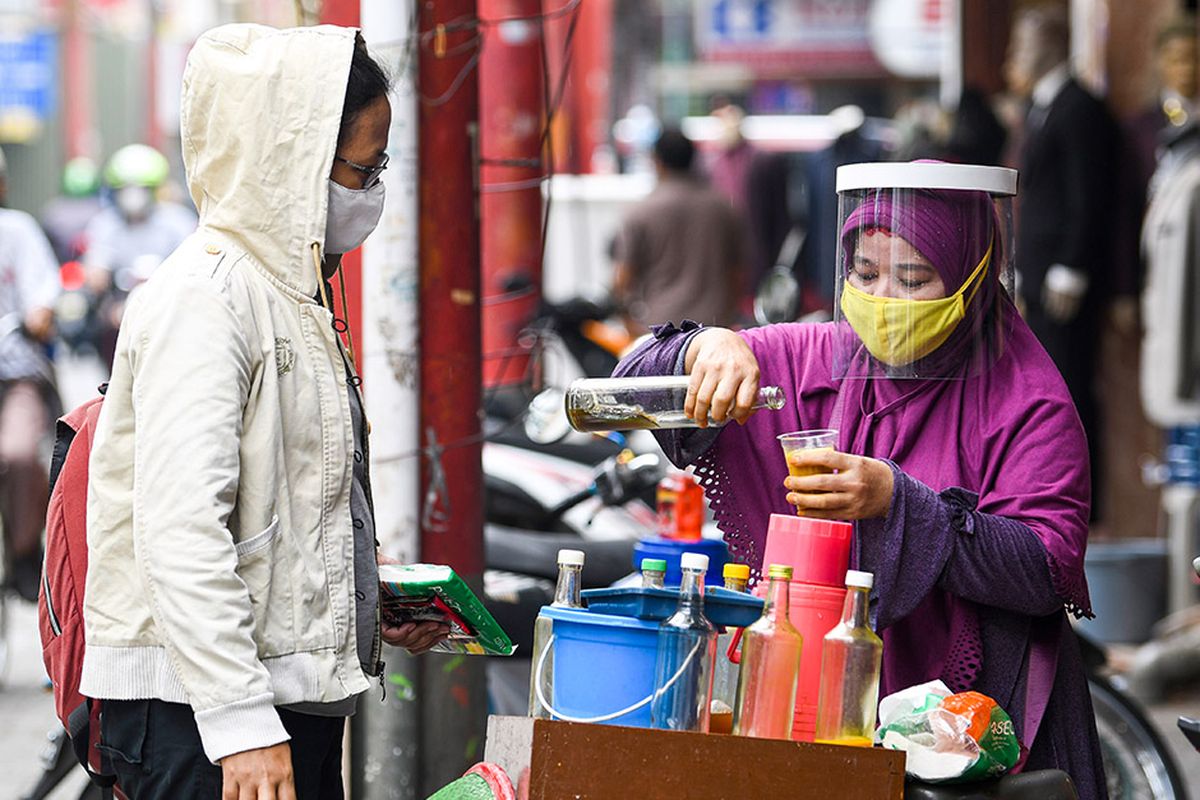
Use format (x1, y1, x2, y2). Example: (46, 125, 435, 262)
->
(814, 570, 883, 747)
(732, 564, 804, 739)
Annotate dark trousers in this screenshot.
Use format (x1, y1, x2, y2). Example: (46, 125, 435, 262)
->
(1024, 300, 1102, 520)
(99, 699, 346, 800)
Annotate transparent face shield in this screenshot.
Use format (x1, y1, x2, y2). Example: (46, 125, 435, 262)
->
(832, 163, 1017, 380)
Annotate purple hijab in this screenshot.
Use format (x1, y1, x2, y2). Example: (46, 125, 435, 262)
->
(614, 187, 1099, 779)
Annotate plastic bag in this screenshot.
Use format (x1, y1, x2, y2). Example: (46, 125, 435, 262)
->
(875, 680, 1021, 783)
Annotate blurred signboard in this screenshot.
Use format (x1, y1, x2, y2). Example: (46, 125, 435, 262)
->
(0, 30, 56, 142)
(695, 0, 885, 78)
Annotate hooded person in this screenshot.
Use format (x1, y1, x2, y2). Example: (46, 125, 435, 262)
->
(81, 25, 446, 799)
(613, 162, 1107, 798)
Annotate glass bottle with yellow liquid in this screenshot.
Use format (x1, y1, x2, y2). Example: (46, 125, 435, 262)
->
(710, 563, 751, 734)
(732, 564, 804, 739)
(814, 570, 883, 747)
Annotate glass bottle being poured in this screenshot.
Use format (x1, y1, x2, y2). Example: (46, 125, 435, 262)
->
(565, 375, 786, 432)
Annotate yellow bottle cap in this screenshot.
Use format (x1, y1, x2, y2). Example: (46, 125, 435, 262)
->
(767, 564, 794, 580)
(723, 563, 750, 581)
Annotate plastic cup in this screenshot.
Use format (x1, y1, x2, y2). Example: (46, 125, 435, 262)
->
(778, 429, 838, 479)
(778, 430, 838, 515)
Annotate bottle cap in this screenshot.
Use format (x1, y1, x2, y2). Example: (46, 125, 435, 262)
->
(680, 552, 710, 573)
(640, 558, 667, 572)
(723, 563, 750, 581)
(845, 569, 873, 589)
(557, 549, 586, 567)
(766, 563, 794, 580)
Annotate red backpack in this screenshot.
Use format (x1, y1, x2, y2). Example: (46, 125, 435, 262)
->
(38, 388, 118, 790)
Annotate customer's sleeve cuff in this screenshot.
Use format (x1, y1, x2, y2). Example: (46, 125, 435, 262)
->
(194, 692, 290, 764)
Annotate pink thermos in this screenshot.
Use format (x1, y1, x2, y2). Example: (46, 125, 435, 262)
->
(754, 514, 853, 742)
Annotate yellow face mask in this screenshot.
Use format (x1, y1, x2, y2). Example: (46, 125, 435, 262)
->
(839, 240, 992, 367)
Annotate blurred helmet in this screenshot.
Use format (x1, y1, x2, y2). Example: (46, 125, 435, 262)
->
(104, 144, 169, 189)
(62, 157, 100, 197)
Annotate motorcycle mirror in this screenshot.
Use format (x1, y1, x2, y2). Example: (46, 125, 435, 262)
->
(753, 266, 801, 326)
(524, 387, 572, 445)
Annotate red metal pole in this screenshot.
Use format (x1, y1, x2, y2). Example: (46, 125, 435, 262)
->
(321, 0, 364, 359)
(570, 0, 614, 174)
(479, 0, 544, 388)
(63, 0, 91, 159)
(418, 0, 487, 790)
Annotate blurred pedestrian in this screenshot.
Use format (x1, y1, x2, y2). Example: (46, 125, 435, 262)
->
(0, 144, 61, 603)
(1116, 16, 1198, 333)
(82, 26, 446, 800)
(706, 103, 791, 305)
(1005, 3, 1119, 518)
(944, 87, 1008, 166)
(81, 144, 196, 368)
(39, 156, 103, 264)
(613, 126, 747, 332)
(1140, 111, 1200, 427)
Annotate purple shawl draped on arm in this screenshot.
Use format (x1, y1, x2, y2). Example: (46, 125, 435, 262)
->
(614, 311, 1107, 798)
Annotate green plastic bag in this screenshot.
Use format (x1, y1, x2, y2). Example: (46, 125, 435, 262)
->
(876, 680, 1022, 783)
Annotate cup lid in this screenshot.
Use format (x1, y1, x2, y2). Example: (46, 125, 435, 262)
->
(557, 548, 585, 567)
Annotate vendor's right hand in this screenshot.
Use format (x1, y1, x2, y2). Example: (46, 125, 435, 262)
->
(221, 742, 296, 800)
(683, 328, 761, 428)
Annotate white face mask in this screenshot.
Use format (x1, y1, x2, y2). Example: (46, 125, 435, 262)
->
(324, 178, 385, 255)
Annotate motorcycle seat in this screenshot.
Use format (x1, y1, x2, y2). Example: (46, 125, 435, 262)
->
(905, 770, 1077, 800)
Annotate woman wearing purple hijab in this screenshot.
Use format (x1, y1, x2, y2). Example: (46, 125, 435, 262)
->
(614, 162, 1106, 797)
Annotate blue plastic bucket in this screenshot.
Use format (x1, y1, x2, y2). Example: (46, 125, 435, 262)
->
(541, 606, 660, 728)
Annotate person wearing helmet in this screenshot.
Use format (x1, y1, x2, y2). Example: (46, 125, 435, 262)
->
(81, 144, 197, 366)
(82, 26, 446, 799)
(40, 156, 103, 263)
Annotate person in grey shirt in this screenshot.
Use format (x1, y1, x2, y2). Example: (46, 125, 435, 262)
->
(613, 127, 748, 333)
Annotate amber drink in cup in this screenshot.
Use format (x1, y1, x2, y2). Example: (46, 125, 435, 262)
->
(778, 430, 838, 500)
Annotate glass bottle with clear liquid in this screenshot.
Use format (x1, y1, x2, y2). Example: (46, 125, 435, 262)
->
(566, 375, 786, 432)
(528, 549, 585, 718)
(814, 570, 883, 747)
(650, 552, 718, 732)
(711, 563, 751, 734)
(640, 558, 667, 589)
(733, 564, 804, 739)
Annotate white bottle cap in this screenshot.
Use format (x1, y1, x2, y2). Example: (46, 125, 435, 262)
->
(680, 553, 710, 572)
(557, 549, 585, 567)
(845, 569, 874, 589)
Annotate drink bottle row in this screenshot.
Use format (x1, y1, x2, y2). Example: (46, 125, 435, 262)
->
(528, 546, 884, 745)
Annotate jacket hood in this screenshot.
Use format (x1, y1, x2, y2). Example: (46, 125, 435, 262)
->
(181, 24, 356, 298)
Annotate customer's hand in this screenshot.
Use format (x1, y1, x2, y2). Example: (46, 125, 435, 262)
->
(221, 742, 296, 800)
(782, 450, 894, 520)
(683, 328, 761, 427)
(382, 620, 451, 654)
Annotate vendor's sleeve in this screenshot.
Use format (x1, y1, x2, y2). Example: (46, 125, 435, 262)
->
(611, 320, 715, 467)
(859, 464, 1065, 631)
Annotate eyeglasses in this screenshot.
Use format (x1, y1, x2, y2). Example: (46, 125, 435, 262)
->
(334, 152, 389, 189)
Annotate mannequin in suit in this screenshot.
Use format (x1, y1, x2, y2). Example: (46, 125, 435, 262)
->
(1005, 4, 1119, 518)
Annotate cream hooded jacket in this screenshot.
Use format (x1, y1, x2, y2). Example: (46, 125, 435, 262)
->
(81, 24, 373, 763)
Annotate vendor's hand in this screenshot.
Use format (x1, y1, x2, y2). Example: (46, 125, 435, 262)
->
(783, 450, 894, 520)
(382, 620, 451, 654)
(683, 328, 761, 427)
